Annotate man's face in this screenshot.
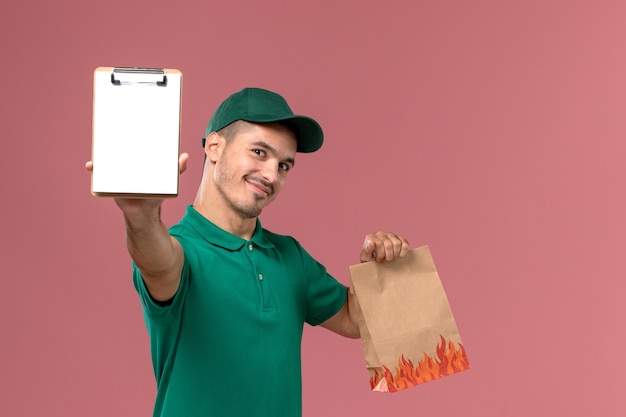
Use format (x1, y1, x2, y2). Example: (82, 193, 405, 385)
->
(213, 123, 297, 219)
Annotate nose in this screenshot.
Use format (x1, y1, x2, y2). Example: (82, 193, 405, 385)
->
(259, 160, 279, 184)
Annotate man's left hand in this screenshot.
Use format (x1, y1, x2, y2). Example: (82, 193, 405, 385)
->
(360, 231, 410, 262)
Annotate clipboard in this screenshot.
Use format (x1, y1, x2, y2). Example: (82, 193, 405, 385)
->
(91, 67, 182, 198)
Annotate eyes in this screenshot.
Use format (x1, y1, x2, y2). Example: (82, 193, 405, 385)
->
(252, 149, 293, 173)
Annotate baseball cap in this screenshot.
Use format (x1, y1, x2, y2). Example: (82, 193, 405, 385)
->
(202, 87, 324, 153)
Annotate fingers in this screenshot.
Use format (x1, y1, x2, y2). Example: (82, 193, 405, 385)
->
(85, 161, 93, 171)
(360, 231, 410, 263)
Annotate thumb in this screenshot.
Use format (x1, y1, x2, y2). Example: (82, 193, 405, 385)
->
(360, 238, 376, 263)
(178, 153, 190, 174)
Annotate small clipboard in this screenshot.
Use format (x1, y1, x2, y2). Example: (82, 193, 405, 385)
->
(91, 67, 182, 198)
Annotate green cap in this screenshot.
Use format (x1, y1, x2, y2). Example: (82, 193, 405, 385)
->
(203, 87, 324, 153)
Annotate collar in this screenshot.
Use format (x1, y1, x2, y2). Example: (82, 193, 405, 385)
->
(184, 205, 274, 251)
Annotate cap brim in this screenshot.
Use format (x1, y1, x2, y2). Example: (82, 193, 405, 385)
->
(283, 116, 324, 153)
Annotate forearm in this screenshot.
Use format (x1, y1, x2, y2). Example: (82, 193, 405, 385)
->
(346, 288, 362, 338)
(118, 201, 183, 302)
(321, 288, 361, 339)
(124, 206, 178, 278)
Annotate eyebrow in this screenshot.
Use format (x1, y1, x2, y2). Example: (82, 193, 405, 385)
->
(251, 141, 296, 167)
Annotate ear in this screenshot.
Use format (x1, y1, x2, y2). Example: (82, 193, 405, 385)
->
(204, 132, 224, 163)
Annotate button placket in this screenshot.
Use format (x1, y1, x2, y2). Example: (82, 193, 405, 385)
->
(244, 242, 271, 311)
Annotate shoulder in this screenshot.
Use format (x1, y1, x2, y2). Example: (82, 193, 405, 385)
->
(262, 228, 303, 252)
(260, 228, 324, 272)
(168, 211, 203, 248)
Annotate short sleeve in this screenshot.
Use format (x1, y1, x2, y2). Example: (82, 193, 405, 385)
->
(132, 258, 190, 322)
(297, 243, 347, 326)
(132, 257, 190, 383)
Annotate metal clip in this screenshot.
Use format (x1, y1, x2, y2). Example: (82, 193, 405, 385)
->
(110, 67, 167, 86)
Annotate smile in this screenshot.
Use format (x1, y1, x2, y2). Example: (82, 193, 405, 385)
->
(246, 178, 273, 197)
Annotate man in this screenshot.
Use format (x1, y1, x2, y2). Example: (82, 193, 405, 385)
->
(87, 87, 409, 416)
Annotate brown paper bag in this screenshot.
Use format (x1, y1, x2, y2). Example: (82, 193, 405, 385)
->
(349, 245, 469, 392)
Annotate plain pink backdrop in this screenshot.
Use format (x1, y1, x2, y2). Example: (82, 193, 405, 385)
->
(2, 0, 625, 416)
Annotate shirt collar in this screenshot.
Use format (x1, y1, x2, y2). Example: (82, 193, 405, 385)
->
(184, 205, 274, 251)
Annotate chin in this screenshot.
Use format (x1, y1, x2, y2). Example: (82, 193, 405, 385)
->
(235, 203, 264, 219)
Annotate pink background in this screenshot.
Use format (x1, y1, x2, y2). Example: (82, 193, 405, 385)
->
(2, 0, 625, 415)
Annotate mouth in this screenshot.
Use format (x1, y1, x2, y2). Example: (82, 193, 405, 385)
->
(245, 177, 273, 197)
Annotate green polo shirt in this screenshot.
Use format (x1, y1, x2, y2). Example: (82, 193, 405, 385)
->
(133, 206, 346, 417)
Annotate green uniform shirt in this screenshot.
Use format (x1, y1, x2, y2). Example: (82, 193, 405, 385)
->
(133, 206, 347, 417)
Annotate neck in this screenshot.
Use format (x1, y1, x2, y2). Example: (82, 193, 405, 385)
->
(193, 175, 257, 241)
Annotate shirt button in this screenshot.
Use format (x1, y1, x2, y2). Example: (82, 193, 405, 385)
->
(248, 244, 253, 251)
(258, 273, 263, 281)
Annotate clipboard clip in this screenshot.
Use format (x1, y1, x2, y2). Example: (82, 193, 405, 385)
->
(111, 67, 167, 86)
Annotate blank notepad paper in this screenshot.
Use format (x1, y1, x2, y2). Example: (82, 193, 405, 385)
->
(91, 67, 182, 197)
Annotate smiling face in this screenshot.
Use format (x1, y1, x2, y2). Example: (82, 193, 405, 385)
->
(209, 121, 297, 219)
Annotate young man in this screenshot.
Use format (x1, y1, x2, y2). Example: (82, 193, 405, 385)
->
(88, 87, 409, 416)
